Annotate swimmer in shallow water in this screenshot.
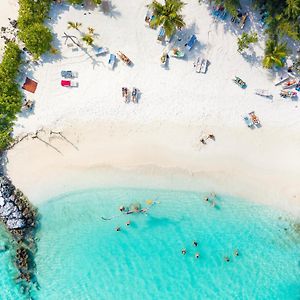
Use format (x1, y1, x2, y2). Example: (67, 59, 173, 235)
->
(182, 249, 186, 255)
(195, 252, 199, 259)
(126, 220, 130, 226)
(115, 226, 121, 231)
(193, 241, 198, 247)
(224, 256, 230, 262)
(234, 249, 239, 256)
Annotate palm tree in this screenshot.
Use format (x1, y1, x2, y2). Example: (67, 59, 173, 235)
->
(67, 21, 82, 31)
(263, 39, 288, 68)
(147, 0, 186, 37)
(88, 27, 95, 35)
(285, 0, 300, 20)
(82, 34, 94, 46)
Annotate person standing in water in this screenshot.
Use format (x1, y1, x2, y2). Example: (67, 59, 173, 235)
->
(182, 249, 186, 255)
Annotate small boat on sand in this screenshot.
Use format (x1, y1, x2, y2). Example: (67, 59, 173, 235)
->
(280, 90, 297, 99)
(160, 52, 169, 66)
(233, 76, 247, 88)
(255, 89, 272, 98)
(282, 78, 297, 89)
(170, 48, 184, 58)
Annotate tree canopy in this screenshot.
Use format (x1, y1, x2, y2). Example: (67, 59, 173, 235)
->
(0, 43, 22, 151)
(148, 0, 186, 37)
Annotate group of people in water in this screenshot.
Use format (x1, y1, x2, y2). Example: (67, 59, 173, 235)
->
(204, 192, 218, 208)
(181, 241, 239, 262)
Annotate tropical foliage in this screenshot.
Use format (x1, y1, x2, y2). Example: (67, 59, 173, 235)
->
(262, 40, 288, 68)
(147, 0, 186, 37)
(82, 34, 94, 45)
(19, 23, 53, 60)
(18, 0, 53, 59)
(0, 43, 22, 151)
(67, 0, 102, 5)
(68, 21, 82, 31)
(214, 0, 241, 17)
(237, 32, 258, 52)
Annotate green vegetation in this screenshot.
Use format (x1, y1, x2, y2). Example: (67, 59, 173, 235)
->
(147, 0, 186, 37)
(19, 23, 52, 60)
(67, 0, 102, 5)
(262, 40, 288, 68)
(18, 0, 53, 59)
(237, 32, 258, 52)
(0, 42, 22, 151)
(254, 0, 299, 68)
(82, 33, 94, 45)
(214, 0, 241, 17)
(68, 21, 82, 31)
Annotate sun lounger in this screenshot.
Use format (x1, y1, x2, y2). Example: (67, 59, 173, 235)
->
(108, 54, 116, 69)
(185, 34, 197, 51)
(212, 5, 227, 20)
(157, 27, 165, 42)
(122, 87, 130, 103)
(95, 47, 109, 56)
(117, 51, 132, 65)
(61, 70, 76, 78)
(249, 111, 260, 127)
(243, 115, 254, 128)
(131, 87, 138, 103)
(194, 57, 208, 73)
(255, 89, 273, 98)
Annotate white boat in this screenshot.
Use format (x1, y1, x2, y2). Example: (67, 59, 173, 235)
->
(274, 76, 290, 86)
(282, 78, 297, 89)
(255, 89, 273, 98)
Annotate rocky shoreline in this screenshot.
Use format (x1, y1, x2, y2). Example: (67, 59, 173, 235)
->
(0, 176, 39, 296)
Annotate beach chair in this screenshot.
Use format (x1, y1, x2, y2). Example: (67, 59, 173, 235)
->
(157, 27, 165, 42)
(61, 70, 75, 78)
(243, 115, 254, 128)
(255, 89, 272, 98)
(282, 79, 297, 89)
(122, 87, 130, 103)
(160, 52, 169, 66)
(95, 47, 109, 56)
(131, 87, 138, 103)
(108, 54, 116, 70)
(249, 111, 260, 127)
(185, 35, 197, 51)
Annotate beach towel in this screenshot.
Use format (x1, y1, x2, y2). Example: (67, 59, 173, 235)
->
(22, 77, 38, 93)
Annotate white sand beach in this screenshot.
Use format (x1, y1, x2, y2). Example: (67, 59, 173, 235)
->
(2, 1, 300, 215)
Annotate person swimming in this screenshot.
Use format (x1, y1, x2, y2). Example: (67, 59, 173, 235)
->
(193, 241, 198, 247)
(234, 249, 239, 256)
(115, 226, 121, 231)
(195, 252, 199, 259)
(181, 249, 187, 255)
(126, 220, 130, 226)
(224, 256, 230, 262)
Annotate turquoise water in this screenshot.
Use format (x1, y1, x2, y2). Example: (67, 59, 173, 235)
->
(1, 188, 300, 299)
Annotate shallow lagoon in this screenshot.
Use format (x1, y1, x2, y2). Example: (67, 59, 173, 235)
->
(1, 187, 300, 299)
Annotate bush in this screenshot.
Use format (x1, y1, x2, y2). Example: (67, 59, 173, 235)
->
(0, 42, 22, 151)
(68, 0, 84, 4)
(18, 0, 53, 59)
(237, 32, 258, 52)
(19, 23, 52, 59)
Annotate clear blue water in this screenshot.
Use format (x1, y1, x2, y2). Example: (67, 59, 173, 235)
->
(0, 187, 300, 299)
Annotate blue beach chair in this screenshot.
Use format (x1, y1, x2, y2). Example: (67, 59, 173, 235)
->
(108, 54, 116, 70)
(185, 34, 197, 51)
(157, 27, 165, 42)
